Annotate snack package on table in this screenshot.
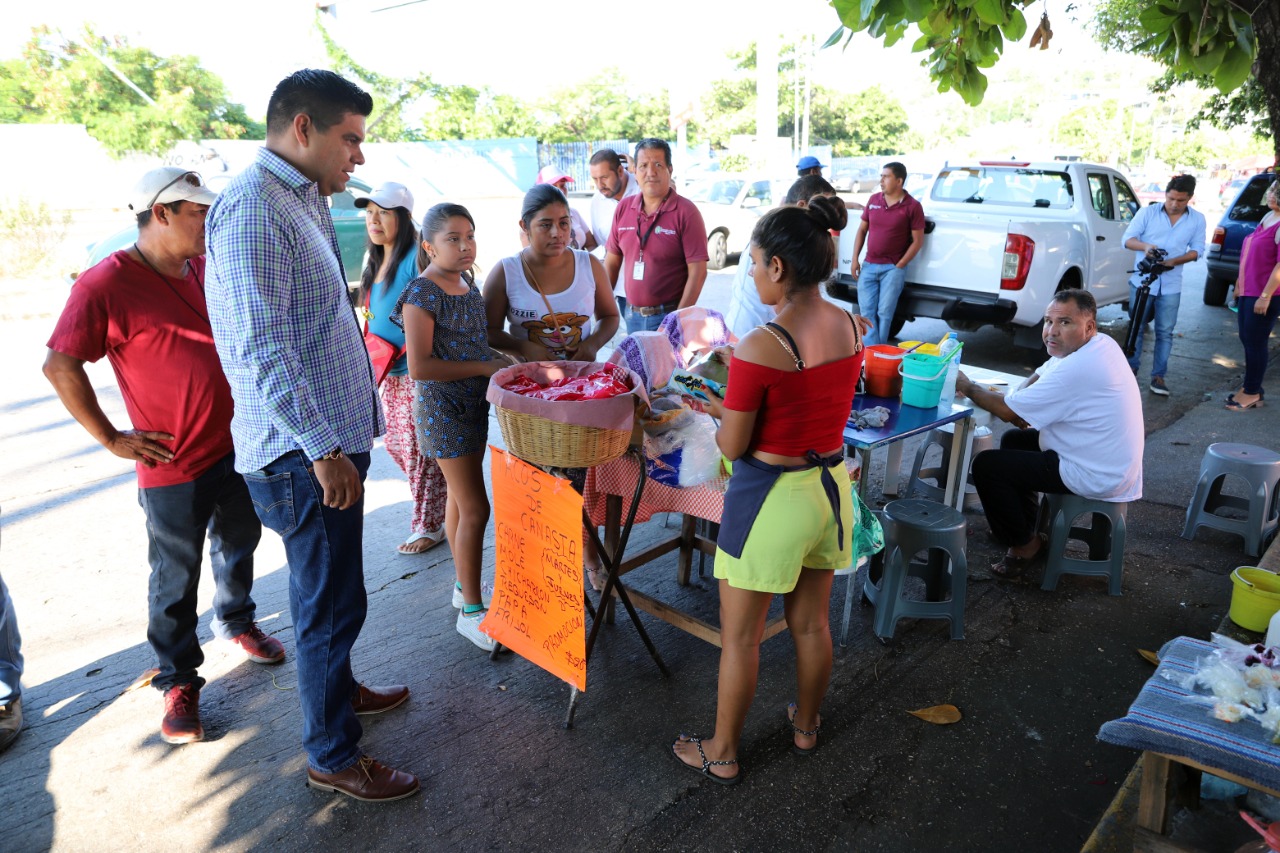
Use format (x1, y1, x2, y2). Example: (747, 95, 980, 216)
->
(666, 345, 733, 402)
(640, 388, 724, 488)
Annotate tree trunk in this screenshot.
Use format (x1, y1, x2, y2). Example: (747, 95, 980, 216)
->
(1256, 0, 1280, 165)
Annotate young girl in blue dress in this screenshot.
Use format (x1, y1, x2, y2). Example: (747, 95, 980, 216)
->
(394, 203, 512, 653)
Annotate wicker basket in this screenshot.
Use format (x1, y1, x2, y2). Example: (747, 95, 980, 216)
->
(488, 361, 642, 469)
(495, 407, 630, 468)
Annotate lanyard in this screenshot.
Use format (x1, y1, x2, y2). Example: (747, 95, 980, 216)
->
(635, 190, 672, 258)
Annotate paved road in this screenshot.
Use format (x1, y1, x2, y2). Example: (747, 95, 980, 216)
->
(0, 221, 1271, 852)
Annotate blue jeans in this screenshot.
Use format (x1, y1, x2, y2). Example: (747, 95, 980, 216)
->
(137, 452, 262, 693)
(1238, 295, 1280, 394)
(624, 305, 670, 334)
(242, 450, 370, 775)
(0, 566, 21, 705)
(856, 263, 906, 347)
(1127, 286, 1181, 379)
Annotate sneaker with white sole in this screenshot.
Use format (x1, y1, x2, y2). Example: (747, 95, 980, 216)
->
(455, 609, 496, 652)
(1149, 376, 1170, 396)
(451, 582, 493, 610)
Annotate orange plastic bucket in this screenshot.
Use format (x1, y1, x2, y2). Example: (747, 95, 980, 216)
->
(864, 344, 905, 398)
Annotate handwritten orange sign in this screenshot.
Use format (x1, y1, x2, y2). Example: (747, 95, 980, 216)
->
(483, 447, 587, 690)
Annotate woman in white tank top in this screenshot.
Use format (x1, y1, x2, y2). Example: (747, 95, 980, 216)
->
(483, 185, 620, 363)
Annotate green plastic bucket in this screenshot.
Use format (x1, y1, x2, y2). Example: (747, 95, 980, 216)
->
(1229, 567, 1280, 632)
(898, 352, 949, 409)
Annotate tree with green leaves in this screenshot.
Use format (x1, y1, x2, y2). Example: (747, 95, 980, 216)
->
(537, 71, 670, 143)
(0, 25, 261, 158)
(827, 0, 1278, 160)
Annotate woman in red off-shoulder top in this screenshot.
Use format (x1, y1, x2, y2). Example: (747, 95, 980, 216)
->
(672, 195, 864, 785)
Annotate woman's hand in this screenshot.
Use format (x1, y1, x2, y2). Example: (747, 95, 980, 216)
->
(570, 340, 600, 363)
(1256, 294, 1273, 315)
(698, 388, 726, 420)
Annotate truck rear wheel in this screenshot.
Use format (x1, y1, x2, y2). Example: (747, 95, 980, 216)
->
(1203, 276, 1231, 307)
(707, 231, 728, 271)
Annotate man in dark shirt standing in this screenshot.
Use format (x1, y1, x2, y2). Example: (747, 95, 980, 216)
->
(849, 161, 926, 346)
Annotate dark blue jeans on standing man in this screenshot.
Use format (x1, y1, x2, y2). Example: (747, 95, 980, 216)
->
(242, 450, 370, 776)
(137, 451, 262, 693)
(1237, 295, 1280, 395)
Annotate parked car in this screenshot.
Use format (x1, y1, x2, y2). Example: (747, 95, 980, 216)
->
(1134, 181, 1166, 207)
(1204, 170, 1277, 305)
(904, 171, 935, 198)
(68, 175, 374, 287)
(829, 160, 1141, 346)
(1219, 177, 1249, 206)
(831, 169, 857, 193)
(685, 174, 789, 270)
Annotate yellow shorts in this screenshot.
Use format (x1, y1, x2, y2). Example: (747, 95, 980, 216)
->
(714, 464, 853, 593)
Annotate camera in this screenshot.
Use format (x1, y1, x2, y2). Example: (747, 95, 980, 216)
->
(1133, 248, 1170, 279)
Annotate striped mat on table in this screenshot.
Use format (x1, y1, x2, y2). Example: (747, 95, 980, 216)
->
(1097, 636, 1280, 791)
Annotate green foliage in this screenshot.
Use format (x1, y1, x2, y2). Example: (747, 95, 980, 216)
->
(719, 153, 752, 172)
(828, 0, 1036, 106)
(1054, 99, 1152, 166)
(536, 71, 670, 143)
(1130, 0, 1255, 94)
(0, 25, 261, 158)
(0, 197, 71, 278)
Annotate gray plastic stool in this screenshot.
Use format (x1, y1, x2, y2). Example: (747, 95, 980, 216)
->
(1039, 493, 1127, 595)
(905, 424, 992, 510)
(862, 499, 967, 640)
(1181, 443, 1280, 558)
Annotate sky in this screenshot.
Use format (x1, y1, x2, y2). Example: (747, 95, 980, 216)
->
(3, 0, 1113, 119)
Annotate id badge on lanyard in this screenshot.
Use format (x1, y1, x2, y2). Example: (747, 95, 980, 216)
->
(632, 258, 645, 280)
(633, 191, 670, 283)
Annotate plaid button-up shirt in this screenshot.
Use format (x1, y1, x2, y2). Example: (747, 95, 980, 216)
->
(206, 147, 383, 473)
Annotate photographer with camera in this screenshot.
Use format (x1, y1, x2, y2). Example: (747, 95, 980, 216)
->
(1121, 174, 1206, 396)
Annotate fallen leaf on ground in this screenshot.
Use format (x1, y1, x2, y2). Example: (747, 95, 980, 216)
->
(1138, 649, 1160, 666)
(907, 704, 962, 724)
(125, 668, 160, 693)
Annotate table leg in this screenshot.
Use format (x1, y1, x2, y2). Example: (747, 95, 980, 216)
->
(943, 414, 976, 511)
(676, 515, 696, 586)
(883, 442, 903, 497)
(857, 448, 873, 501)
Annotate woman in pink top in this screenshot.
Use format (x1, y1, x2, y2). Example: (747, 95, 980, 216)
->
(1227, 179, 1280, 411)
(671, 195, 863, 785)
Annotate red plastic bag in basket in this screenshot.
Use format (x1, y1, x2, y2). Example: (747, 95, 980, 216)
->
(503, 369, 631, 401)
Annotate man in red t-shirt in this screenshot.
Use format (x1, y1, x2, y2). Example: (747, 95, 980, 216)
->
(849, 161, 926, 345)
(43, 168, 285, 746)
(604, 138, 709, 333)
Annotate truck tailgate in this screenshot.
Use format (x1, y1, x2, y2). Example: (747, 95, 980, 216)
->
(908, 210, 1010, 290)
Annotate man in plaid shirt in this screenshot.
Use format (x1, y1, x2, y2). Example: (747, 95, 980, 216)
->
(206, 69, 417, 802)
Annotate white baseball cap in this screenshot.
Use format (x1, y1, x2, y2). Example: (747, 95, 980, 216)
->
(537, 165, 574, 186)
(355, 182, 415, 212)
(128, 167, 218, 213)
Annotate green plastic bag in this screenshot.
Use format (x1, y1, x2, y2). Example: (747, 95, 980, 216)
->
(852, 486, 884, 561)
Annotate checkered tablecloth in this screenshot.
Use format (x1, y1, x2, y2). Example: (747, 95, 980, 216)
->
(1097, 636, 1280, 791)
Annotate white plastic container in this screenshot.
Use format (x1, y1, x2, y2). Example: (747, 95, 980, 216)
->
(938, 335, 963, 403)
(1266, 607, 1280, 649)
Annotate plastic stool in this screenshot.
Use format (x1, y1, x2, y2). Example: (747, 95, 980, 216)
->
(905, 425, 992, 510)
(861, 499, 967, 640)
(1039, 493, 1127, 595)
(1181, 443, 1280, 558)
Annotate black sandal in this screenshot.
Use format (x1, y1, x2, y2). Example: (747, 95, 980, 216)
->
(991, 534, 1047, 580)
(671, 734, 741, 786)
(786, 703, 821, 756)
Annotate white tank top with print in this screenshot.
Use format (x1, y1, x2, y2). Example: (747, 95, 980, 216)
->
(501, 249, 597, 358)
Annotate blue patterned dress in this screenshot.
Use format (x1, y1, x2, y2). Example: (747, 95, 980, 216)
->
(392, 276, 492, 458)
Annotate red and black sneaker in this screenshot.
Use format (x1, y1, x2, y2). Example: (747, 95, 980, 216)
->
(161, 684, 204, 745)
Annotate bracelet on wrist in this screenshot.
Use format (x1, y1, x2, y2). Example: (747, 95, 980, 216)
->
(315, 447, 344, 461)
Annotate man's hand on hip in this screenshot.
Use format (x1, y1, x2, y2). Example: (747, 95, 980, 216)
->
(313, 455, 362, 510)
(106, 429, 175, 467)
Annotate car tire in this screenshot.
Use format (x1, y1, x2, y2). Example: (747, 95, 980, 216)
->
(1203, 275, 1231, 307)
(707, 231, 728, 271)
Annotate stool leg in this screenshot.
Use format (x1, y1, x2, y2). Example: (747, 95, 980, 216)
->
(1247, 480, 1269, 558)
(1181, 472, 1213, 540)
(948, 549, 967, 640)
(1041, 505, 1069, 592)
(873, 545, 906, 640)
(840, 571, 856, 647)
(1108, 513, 1126, 596)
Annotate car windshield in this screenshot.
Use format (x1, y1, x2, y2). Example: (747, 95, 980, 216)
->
(931, 167, 1074, 208)
(1229, 178, 1274, 223)
(685, 179, 744, 204)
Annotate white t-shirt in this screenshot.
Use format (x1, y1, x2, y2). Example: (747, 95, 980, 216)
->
(591, 171, 641, 298)
(1005, 334, 1144, 502)
(499, 249, 597, 359)
(724, 238, 775, 335)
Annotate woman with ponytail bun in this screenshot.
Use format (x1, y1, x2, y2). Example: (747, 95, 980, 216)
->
(671, 192, 864, 785)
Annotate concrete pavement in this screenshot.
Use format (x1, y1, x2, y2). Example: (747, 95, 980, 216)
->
(1, 257, 1277, 851)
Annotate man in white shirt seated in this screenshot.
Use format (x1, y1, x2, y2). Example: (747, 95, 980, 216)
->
(956, 289, 1144, 579)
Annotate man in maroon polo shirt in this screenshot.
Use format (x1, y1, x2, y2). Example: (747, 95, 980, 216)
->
(604, 138, 708, 333)
(849, 161, 925, 345)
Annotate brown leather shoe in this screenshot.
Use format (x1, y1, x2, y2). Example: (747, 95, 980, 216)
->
(307, 755, 419, 802)
(351, 683, 409, 716)
(0, 696, 22, 754)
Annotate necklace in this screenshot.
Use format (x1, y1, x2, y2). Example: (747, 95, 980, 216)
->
(133, 243, 209, 326)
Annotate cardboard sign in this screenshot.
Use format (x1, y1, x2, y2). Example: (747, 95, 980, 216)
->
(483, 447, 587, 691)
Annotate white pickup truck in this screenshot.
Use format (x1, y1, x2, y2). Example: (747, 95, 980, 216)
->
(829, 161, 1143, 347)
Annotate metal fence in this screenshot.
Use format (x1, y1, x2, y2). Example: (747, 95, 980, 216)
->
(538, 139, 631, 192)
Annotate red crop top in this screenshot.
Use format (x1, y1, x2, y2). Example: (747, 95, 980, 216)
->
(722, 352, 863, 455)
